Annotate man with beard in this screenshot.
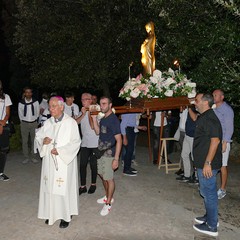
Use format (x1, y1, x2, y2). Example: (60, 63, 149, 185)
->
(91, 96, 122, 216)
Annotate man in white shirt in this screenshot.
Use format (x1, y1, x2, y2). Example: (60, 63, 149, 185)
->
(76, 93, 99, 195)
(64, 92, 79, 118)
(18, 87, 39, 164)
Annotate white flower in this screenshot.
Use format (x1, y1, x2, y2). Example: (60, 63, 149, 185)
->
(186, 82, 196, 87)
(130, 88, 141, 98)
(122, 85, 130, 92)
(168, 68, 175, 76)
(149, 76, 158, 84)
(164, 77, 176, 86)
(188, 92, 196, 98)
(130, 80, 136, 86)
(119, 68, 197, 100)
(153, 69, 162, 78)
(165, 89, 173, 97)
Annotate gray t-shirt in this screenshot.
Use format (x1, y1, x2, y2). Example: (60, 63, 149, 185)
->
(80, 112, 99, 148)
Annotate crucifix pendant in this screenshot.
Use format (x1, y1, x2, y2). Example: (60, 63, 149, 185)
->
(44, 175, 48, 185)
(51, 139, 58, 171)
(52, 139, 57, 148)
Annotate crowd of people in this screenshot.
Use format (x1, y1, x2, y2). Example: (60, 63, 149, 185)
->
(0, 81, 234, 237)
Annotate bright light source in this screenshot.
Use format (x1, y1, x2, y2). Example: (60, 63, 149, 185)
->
(174, 60, 179, 65)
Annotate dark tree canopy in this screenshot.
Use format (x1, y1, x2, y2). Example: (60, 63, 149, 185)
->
(1, 0, 240, 138)
(10, 0, 239, 99)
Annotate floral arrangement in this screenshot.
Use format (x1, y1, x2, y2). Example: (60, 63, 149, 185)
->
(119, 68, 196, 101)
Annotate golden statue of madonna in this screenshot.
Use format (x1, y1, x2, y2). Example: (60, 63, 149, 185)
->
(140, 21, 156, 76)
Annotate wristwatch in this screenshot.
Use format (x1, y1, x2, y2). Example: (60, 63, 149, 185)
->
(205, 160, 212, 166)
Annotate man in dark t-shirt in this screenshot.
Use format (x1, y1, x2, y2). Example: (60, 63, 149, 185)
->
(91, 96, 122, 217)
(98, 113, 120, 158)
(192, 93, 222, 237)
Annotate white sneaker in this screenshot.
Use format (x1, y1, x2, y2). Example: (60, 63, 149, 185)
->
(100, 204, 112, 216)
(97, 196, 114, 204)
(217, 188, 226, 199)
(32, 158, 39, 164)
(22, 159, 29, 164)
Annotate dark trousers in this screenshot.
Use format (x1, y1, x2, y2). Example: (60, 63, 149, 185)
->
(80, 147, 98, 186)
(123, 127, 136, 172)
(0, 126, 10, 173)
(0, 151, 7, 173)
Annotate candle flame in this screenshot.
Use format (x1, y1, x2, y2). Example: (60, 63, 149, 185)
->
(173, 60, 179, 65)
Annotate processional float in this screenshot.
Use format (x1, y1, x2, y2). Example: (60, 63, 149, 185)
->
(91, 22, 196, 163)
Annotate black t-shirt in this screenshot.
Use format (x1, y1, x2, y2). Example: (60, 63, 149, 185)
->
(193, 109, 222, 169)
(99, 113, 121, 157)
(185, 111, 197, 137)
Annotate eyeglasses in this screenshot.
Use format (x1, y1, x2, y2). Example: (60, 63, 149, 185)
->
(81, 98, 91, 101)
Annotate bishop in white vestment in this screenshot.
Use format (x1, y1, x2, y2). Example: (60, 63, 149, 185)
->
(35, 96, 81, 228)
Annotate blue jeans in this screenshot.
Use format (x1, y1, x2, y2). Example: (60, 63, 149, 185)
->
(123, 127, 136, 172)
(122, 133, 137, 161)
(197, 168, 219, 228)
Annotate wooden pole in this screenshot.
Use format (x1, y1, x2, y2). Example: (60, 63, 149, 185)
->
(147, 111, 152, 162)
(157, 112, 164, 165)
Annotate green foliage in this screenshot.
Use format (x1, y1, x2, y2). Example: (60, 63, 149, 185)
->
(2, 0, 240, 138)
(13, 1, 240, 98)
(13, 0, 154, 94)
(213, 0, 240, 17)
(147, 0, 240, 140)
(9, 124, 21, 151)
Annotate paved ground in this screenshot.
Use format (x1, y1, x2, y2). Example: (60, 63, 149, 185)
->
(1, 135, 240, 240)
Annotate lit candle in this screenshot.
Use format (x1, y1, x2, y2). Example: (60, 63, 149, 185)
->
(129, 62, 133, 80)
(173, 60, 180, 74)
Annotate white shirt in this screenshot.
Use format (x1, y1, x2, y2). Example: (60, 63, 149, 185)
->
(179, 108, 188, 132)
(40, 108, 51, 126)
(80, 112, 99, 148)
(39, 99, 48, 111)
(153, 111, 167, 127)
(39, 99, 49, 123)
(0, 94, 12, 123)
(18, 98, 40, 122)
(64, 103, 80, 118)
